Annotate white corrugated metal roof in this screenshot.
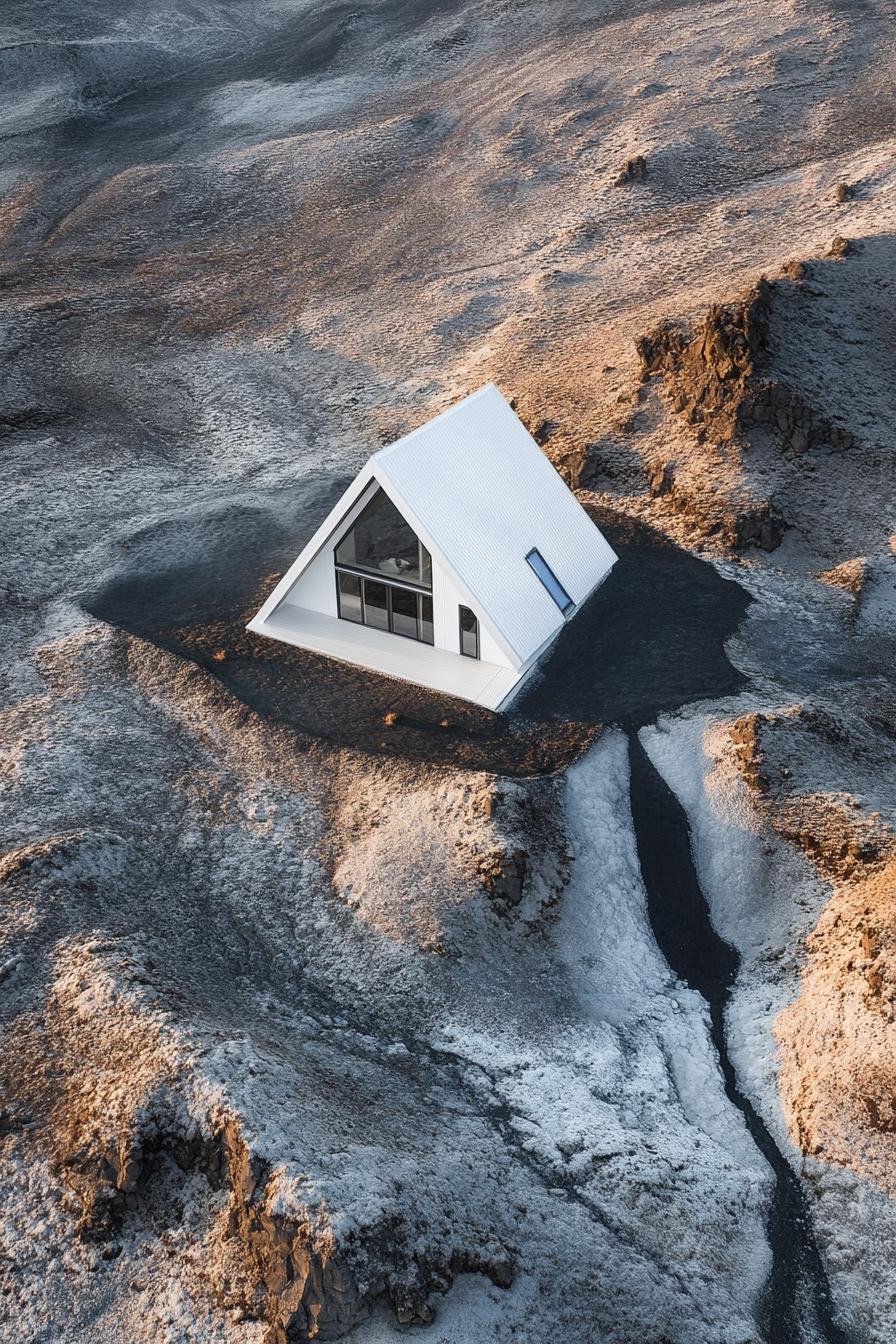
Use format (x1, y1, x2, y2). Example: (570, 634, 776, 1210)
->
(372, 383, 617, 664)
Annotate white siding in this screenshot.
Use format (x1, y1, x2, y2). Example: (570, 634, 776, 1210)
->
(283, 547, 511, 668)
(258, 604, 521, 710)
(280, 475, 514, 668)
(280, 480, 380, 618)
(432, 563, 511, 666)
(281, 545, 337, 616)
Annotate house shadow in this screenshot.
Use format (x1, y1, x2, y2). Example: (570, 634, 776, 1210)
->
(83, 487, 750, 778)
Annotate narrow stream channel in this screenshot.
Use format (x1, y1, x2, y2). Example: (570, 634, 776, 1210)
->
(626, 728, 850, 1344)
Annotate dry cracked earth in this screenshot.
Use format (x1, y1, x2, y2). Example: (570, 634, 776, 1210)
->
(2, 0, 896, 1341)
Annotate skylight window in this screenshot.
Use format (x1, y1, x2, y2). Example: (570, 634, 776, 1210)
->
(526, 549, 573, 614)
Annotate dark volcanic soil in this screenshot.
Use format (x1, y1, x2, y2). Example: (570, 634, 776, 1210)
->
(83, 497, 751, 775)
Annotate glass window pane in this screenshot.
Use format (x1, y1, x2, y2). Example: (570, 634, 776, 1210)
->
(363, 579, 389, 631)
(459, 605, 479, 658)
(337, 571, 362, 623)
(526, 549, 573, 613)
(419, 595, 434, 645)
(335, 487, 432, 588)
(391, 586, 418, 639)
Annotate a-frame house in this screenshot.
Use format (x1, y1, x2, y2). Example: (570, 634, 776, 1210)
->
(248, 384, 617, 710)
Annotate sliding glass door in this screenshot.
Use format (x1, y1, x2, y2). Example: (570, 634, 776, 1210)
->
(336, 569, 434, 645)
(362, 579, 389, 631)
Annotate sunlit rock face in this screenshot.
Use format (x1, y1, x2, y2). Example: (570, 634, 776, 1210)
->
(721, 697, 896, 1198)
(4, 0, 896, 1340)
(775, 857, 896, 1189)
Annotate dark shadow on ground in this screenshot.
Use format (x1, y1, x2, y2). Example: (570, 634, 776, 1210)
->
(516, 508, 751, 728)
(83, 487, 751, 776)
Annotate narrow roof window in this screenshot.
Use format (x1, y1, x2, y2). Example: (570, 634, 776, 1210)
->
(526, 548, 573, 614)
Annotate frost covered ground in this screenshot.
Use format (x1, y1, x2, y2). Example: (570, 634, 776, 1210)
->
(2, 0, 896, 1340)
(643, 706, 896, 1342)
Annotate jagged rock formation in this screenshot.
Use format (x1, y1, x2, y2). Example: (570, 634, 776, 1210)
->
(632, 273, 872, 552)
(728, 701, 895, 875)
(613, 233, 896, 570)
(775, 854, 896, 1189)
(633, 284, 786, 549)
(636, 283, 773, 448)
(639, 279, 851, 458)
(2, 911, 521, 1343)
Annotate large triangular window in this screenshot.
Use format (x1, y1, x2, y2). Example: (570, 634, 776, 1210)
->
(335, 487, 432, 588)
(334, 487, 434, 645)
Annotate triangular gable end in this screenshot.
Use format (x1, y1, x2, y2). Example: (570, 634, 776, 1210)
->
(368, 469, 523, 669)
(248, 463, 523, 671)
(249, 463, 378, 629)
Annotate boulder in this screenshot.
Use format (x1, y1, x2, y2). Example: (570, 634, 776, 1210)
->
(613, 154, 648, 186)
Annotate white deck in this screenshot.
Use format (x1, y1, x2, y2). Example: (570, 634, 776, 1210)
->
(252, 605, 523, 711)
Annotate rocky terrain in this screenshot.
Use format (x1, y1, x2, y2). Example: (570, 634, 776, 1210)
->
(2, 0, 896, 1341)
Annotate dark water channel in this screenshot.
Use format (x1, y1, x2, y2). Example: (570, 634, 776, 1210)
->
(627, 734, 850, 1344)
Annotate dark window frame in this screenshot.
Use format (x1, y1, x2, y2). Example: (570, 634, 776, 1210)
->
(419, 593, 434, 646)
(361, 576, 390, 631)
(335, 567, 434, 646)
(458, 605, 479, 660)
(525, 548, 574, 615)
(334, 558, 431, 595)
(389, 583, 420, 641)
(336, 570, 363, 624)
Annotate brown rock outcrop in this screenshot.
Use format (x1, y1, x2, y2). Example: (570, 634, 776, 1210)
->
(637, 278, 859, 462)
(648, 479, 785, 552)
(636, 281, 772, 445)
(775, 857, 896, 1187)
(728, 701, 894, 880)
(727, 701, 896, 1189)
(47, 1045, 512, 1342)
(54, 1102, 383, 1340)
(631, 270, 871, 552)
(221, 1131, 369, 1343)
(829, 234, 852, 258)
(477, 845, 528, 908)
(817, 557, 868, 602)
(613, 154, 648, 186)
(0, 902, 510, 1344)
(773, 793, 892, 883)
(728, 711, 767, 791)
(647, 461, 674, 496)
